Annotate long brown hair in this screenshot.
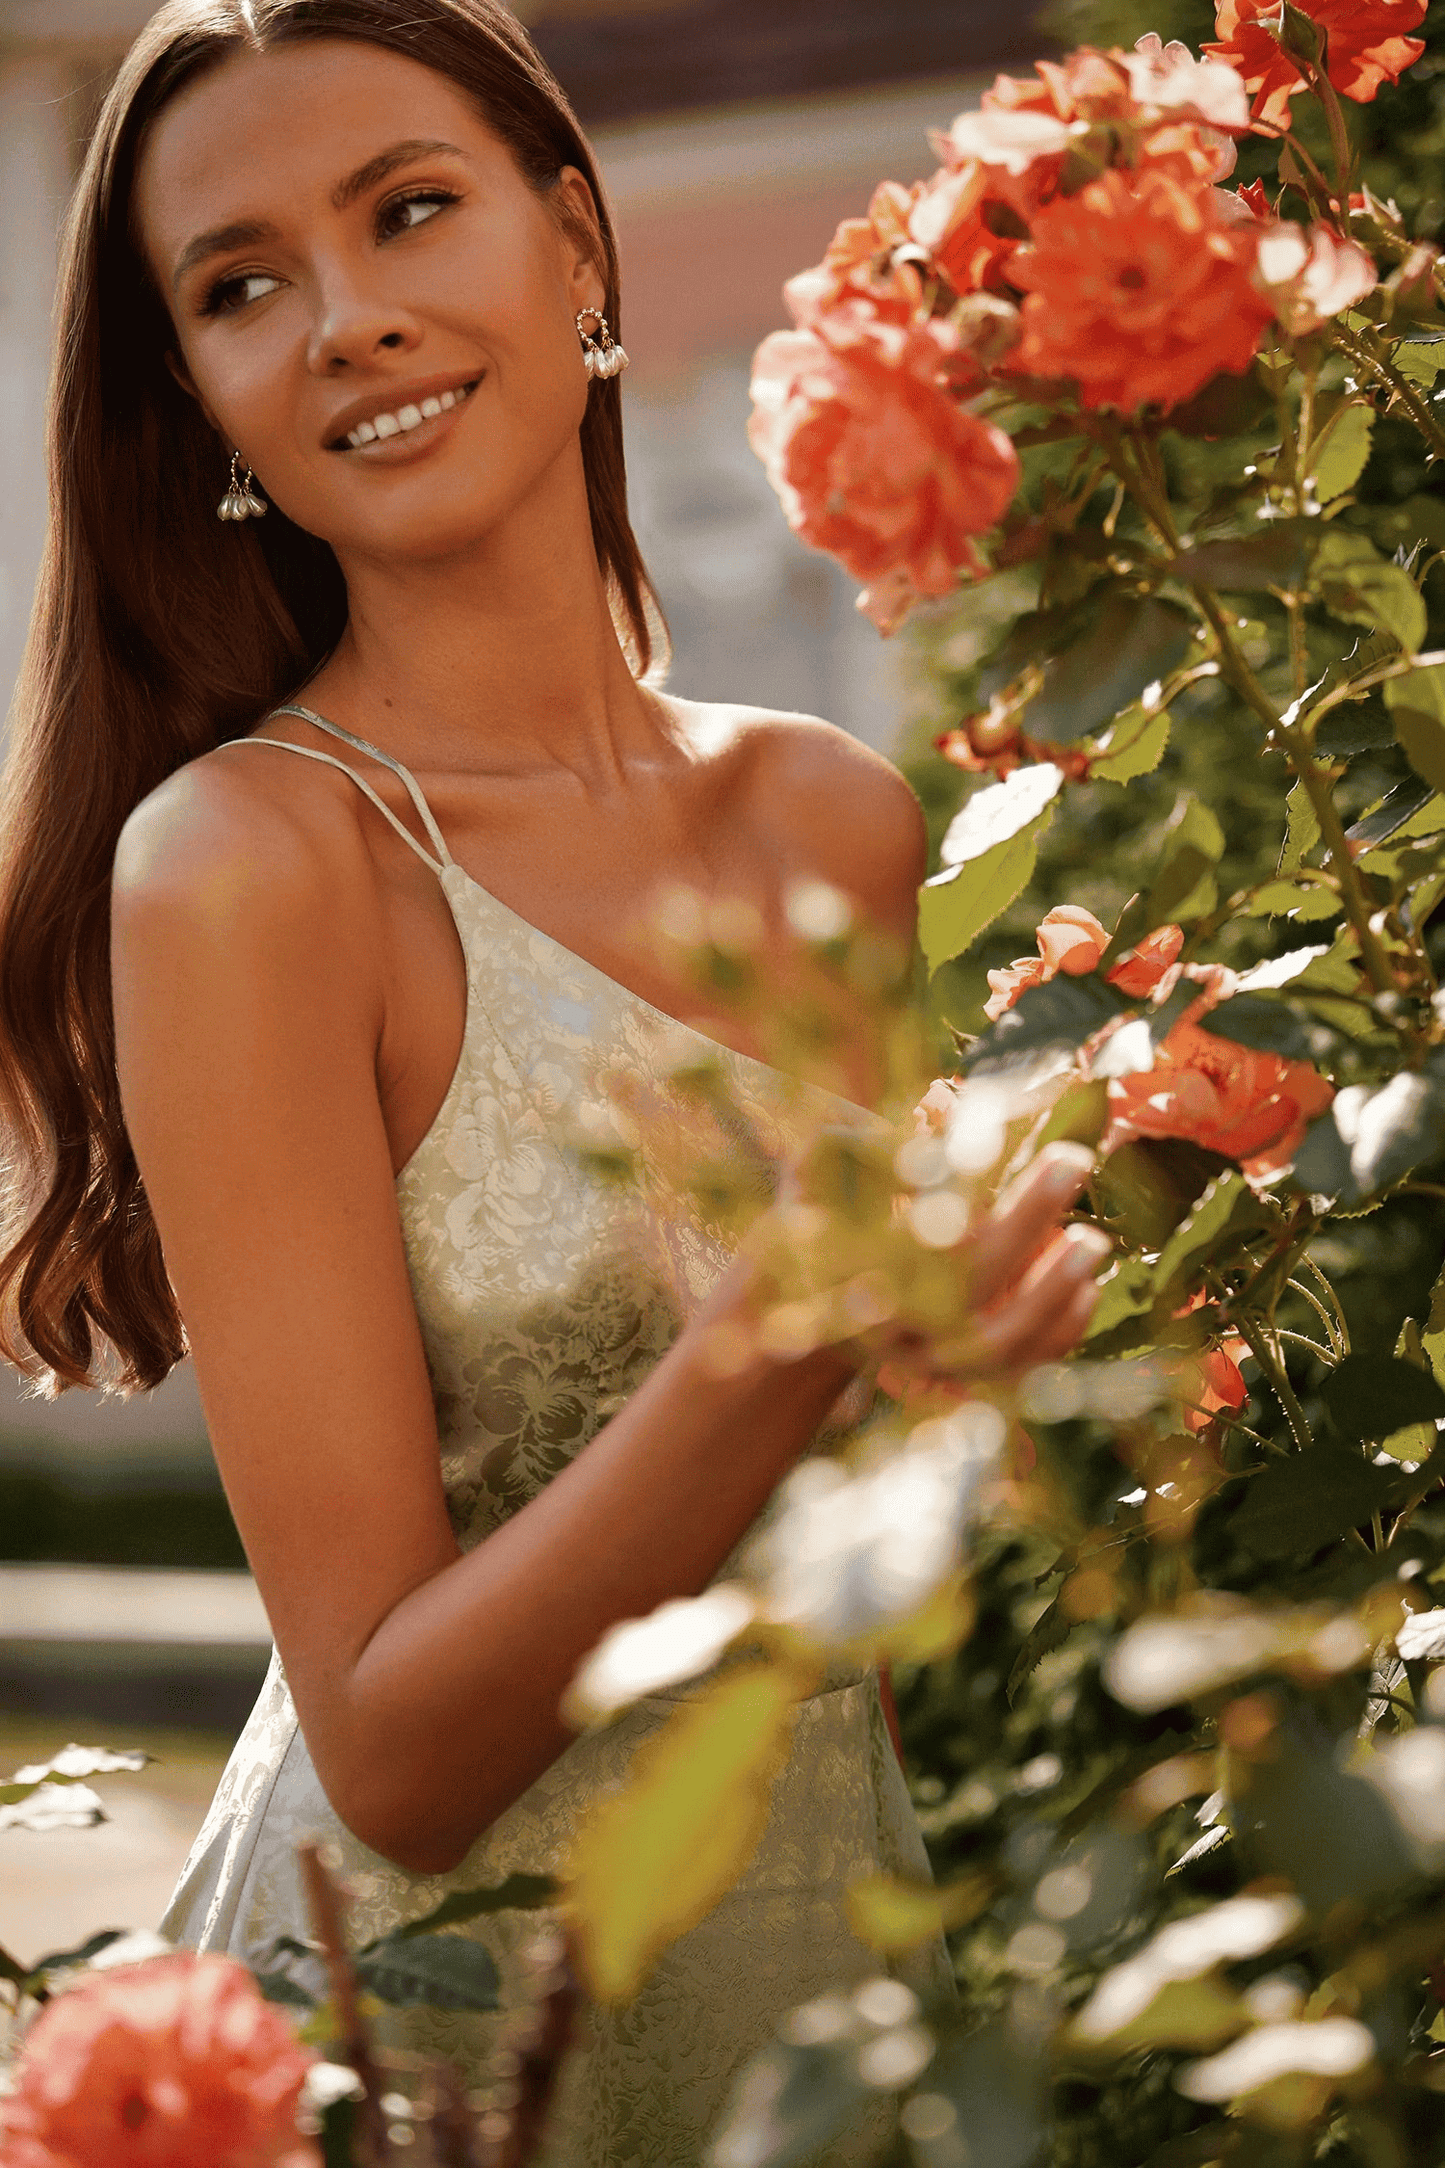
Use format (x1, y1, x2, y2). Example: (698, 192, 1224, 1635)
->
(0, 0, 662, 1394)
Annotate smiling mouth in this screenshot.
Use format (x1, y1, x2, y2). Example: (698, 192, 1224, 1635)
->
(331, 377, 481, 451)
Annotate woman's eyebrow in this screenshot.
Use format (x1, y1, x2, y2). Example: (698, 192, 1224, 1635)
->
(171, 139, 466, 294)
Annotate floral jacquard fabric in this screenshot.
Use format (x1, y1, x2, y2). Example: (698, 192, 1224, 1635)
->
(160, 852, 950, 2167)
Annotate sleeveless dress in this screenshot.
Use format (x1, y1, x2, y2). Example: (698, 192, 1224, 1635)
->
(158, 707, 949, 2165)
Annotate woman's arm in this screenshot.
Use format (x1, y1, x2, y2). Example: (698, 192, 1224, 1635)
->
(111, 752, 1097, 1876)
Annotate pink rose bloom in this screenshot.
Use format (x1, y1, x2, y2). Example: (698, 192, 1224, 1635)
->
(1252, 219, 1378, 334)
(0, 1953, 319, 2168)
(749, 300, 1020, 631)
(983, 907, 1183, 1020)
(1126, 33, 1252, 132)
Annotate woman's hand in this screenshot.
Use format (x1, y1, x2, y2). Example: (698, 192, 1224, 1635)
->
(698, 1138, 1109, 1399)
(890, 1140, 1110, 1386)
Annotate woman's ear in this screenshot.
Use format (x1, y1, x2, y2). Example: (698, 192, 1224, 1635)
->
(553, 166, 607, 316)
(164, 347, 220, 433)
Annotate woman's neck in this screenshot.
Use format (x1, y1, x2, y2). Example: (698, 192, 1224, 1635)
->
(301, 456, 659, 788)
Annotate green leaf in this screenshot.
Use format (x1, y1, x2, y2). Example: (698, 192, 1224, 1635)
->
(1173, 523, 1310, 591)
(1322, 1353, 1445, 1442)
(938, 762, 1068, 866)
(1019, 597, 1195, 744)
(22, 1929, 128, 1989)
(1394, 339, 1445, 390)
(1382, 1318, 1437, 1461)
(1350, 777, 1439, 850)
(1233, 1446, 1402, 1560)
(977, 595, 1194, 743)
(1141, 795, 1225, 930)
(1278, 779, 1321, 875)
(1425, 1261, 1445, 1390)
(1007, 1593, 1071, 1705)
(1315, 700, 1393, 758)
(1310, 404, 1374, 504)
(1385, 663, 1445, 793)
(1154, 1173, 1267, 1303)
(1242, 878, 1340, 921)
(1090, 706, 1171, 784)
(1082, 1258, 1158, 1353)
(353, 1933, 501, 2011)
(1037, 1078, 1111, 1149)
(1097, 1141, 1231, 1255)
(1315, 531, 1427, 655)
(1293, 1061, 1445, 1204)
(918, 822, 1043, 972)
(253, 1969, 318, 2008)
(711, 2036, 872, 2168)
(1204, 994, 1339, 1064)
(363, 1873, 557, 1948)
(965, 973, 1128, 1073)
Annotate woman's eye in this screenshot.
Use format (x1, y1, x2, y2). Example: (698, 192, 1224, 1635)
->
(378, 189, 458, 239)
(202, 270, 282, 317)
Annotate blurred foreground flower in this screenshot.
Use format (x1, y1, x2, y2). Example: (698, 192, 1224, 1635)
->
(0, 1953, 318, 2168)
(1073, 1890, 1304, 2044)
(1177, 2015, 1375, 2105)
(1104, 1594, 1374, 1713)
(568, 1401, 1007, 1728)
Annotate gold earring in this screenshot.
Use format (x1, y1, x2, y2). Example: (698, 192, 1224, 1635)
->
(576, 308, 629, 381)
(217, 450, 267, 521)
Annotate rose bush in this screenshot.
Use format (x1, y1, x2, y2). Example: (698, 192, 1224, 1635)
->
(563, 3, 1445, 2162)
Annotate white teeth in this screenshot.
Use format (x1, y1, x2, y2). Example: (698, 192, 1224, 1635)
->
(342, 380, 474, 448)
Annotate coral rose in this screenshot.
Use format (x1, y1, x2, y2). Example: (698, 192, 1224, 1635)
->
(1206, 0, 1427, 129)
(1103, 1016, 1335, 1179)
(748, 302, 1019, 632)
(1175, 1291, 1250, 1435)
(0, 1952, 318, 2168)
(984, 907, 1183, 1021)
(785, 180, 931, 327)
(1010, 166, 1275, 411)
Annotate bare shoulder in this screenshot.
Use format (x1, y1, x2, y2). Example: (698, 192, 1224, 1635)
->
(111, 740, 383, 975)
(679, 699, 927, 938)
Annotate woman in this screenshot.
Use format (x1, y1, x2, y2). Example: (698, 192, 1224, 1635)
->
(0, 1, 1108, 2155)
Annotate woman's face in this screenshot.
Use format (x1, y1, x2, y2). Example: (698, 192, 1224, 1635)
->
(135, 38, 606, 563)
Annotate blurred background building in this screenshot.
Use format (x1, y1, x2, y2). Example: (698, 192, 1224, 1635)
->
(0, 0, 1047, 1942)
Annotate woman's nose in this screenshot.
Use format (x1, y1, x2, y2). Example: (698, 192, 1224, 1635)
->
(307, 268, 422, 373)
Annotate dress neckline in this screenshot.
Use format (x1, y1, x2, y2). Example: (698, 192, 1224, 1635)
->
(255, 704, 868, 1118)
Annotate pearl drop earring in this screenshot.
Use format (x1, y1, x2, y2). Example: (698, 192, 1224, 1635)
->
(576, 308, 629, 381)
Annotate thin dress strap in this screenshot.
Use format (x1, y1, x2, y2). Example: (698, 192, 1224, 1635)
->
(230, 703, 454, 877)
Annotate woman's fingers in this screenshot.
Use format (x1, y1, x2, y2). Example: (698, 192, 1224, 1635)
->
(938, 1221, 1112, 1377)
(964, 1142, 1096, 1314)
